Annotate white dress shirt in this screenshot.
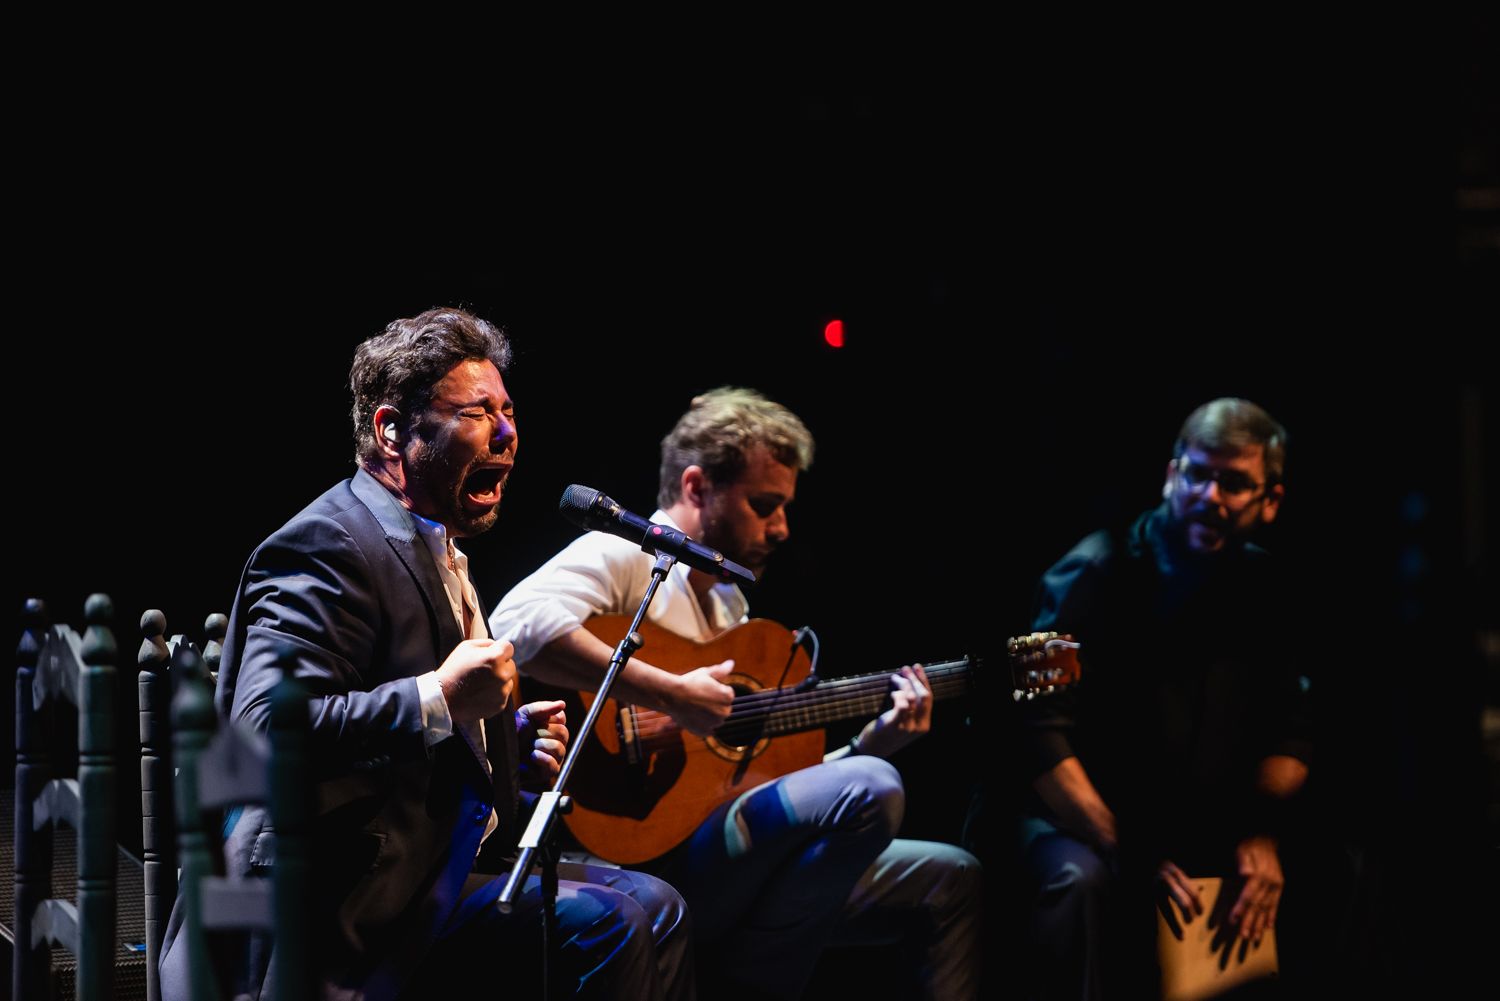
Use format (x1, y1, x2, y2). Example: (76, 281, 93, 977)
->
(411, 511, 497, 843)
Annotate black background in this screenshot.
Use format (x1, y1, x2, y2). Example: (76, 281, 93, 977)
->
(8, 21, 1497, 994)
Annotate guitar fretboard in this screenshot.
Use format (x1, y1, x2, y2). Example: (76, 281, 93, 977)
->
(630, 658, 974, 750)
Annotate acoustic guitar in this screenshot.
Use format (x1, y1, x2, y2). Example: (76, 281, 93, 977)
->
(539, 616, 1079, 864)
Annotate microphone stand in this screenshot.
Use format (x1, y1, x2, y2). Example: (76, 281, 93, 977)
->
(497, 550, 679, 998)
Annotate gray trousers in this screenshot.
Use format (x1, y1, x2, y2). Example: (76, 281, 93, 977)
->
(1018, 815, 1160, 1001)
(651, 755, 982, 1001)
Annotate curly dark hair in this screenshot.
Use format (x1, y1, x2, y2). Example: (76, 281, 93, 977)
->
(349, 307, 511, 467)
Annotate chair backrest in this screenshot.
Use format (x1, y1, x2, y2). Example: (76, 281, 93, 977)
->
(169, 640, 310, 1001)
(14, 594, 119, 1001)
(138, 609, 227, 1001)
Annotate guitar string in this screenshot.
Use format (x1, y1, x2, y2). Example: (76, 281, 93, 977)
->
(598, 647, 1074, 752)
(629, 674, 975, 753)
(624, 664, 975, 749)
(628, 660, 971, 728)
(619, 653, 1075, 750)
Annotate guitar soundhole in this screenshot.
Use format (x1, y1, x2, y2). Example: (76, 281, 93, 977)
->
(705, 676, 771, 763)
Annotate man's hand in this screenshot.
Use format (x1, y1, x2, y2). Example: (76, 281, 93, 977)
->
(664, 660, 737, 736)
(436, 638, 517, 723)
(516, 700, 569, 789)
(1156, 859, 1205, 939)
(1228, 835, 1284, 943)
(852, 665, 933, 759)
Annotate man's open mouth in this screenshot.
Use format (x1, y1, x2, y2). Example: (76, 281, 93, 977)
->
(462, 465, 510, 506)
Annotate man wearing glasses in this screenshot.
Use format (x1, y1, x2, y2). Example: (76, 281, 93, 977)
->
(1015, 398, 1312, 1000)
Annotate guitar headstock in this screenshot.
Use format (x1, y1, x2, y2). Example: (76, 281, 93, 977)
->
(1009, 631, 1081, 700)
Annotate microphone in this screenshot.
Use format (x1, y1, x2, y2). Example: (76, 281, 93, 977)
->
(558, 485, 756, 586)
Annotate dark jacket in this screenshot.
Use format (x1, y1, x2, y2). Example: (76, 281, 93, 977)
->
(160, 468, 517, 1001)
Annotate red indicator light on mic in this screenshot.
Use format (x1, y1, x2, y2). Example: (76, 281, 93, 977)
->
(824, 319, 845, 348)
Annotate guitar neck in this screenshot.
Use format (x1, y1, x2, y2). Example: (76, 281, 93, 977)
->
(717, 657, 973, 741)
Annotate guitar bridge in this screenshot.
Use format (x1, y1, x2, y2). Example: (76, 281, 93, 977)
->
(617, 705, 641, 765)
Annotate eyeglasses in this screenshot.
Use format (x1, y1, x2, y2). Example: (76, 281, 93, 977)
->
(1175, 457, 1266, 502)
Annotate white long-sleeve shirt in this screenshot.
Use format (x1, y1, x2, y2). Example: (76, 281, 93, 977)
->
(489, 510, 748, 666)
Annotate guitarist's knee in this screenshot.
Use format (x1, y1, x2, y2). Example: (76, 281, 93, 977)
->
(829, 756, 906, 839)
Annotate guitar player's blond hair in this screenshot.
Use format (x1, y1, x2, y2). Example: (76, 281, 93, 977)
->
(658, 387, 816, 507)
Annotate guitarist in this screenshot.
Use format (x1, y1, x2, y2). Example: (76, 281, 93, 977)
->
(490, 387, 981, 1001)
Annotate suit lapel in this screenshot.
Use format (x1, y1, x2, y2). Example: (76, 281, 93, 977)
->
(351, 469, 466, 669)
(351, 470, 518, 842)
(351, 469, 496, 796)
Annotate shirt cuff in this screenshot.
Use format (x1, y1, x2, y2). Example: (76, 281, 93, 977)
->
(416, 671, 454, 749)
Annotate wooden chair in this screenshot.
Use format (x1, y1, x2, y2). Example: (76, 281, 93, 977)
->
(167, 638, 311, 1001)
(13, 595, 138, 1001)
(137, 610, 227, 1001)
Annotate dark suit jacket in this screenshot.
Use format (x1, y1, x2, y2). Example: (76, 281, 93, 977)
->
(161, 468, 519, 1001)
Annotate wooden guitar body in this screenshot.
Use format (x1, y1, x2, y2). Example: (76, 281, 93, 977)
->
(544, 617, 822, 864)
